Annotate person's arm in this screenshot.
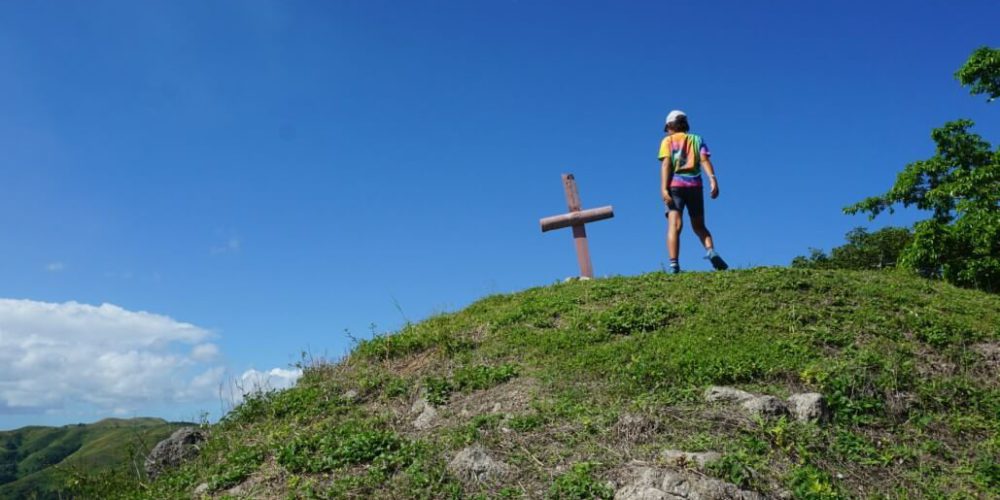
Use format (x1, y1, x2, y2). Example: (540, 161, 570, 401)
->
(661, 156, 673, 204)
(701, 153, 719, 199)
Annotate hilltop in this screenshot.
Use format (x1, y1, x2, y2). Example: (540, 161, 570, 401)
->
(0, 417, 188, 499)
(107, 268, 996, 498)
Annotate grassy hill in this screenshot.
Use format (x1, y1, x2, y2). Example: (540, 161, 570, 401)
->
(0, 417, 188, 499)
(105, 268, 997, 498)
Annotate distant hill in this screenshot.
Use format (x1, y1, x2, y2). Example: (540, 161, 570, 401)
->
(0, 417, 188, 499)
(93, 269, 999, 498)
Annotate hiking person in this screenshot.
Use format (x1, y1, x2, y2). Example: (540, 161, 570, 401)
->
(658, 110, 728, 273)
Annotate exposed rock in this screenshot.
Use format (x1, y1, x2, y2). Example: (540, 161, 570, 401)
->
(741, 396, 789, 420)
(704, 386, 754, 404)
(448, 444, 509, 483)
(411, 397, 429, 414)
(342, 389, 359, 402)
(614, 413, 660, 442)
(411, 397, 438, 429)
(145, 427, 208, 480)
(972, 341, 1000, 373)
(614, 465, 765, 500)
(193, 483, 209, 496)
(659, 450, 722, 469)
(786, 393, 829, 423)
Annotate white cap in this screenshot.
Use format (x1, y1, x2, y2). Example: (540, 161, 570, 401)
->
(665, 110, 686, 125)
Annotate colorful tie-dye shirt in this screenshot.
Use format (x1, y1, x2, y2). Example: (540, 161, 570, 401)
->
(658, 132, 710, 188)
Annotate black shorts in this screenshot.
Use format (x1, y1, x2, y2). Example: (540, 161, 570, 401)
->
(665, 187, 705, 218)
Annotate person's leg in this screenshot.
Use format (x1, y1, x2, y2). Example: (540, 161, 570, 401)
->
(665, 193, 686, 273)
(690, 215, 714, 251)
(667, 210, 683, 259)
(687, 189, 728, 270)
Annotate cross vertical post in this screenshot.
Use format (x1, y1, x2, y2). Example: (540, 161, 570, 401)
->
(563, 174, 593, 279)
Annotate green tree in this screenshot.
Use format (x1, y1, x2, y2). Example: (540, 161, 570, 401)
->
(956, 46, 1000, 102)
(793, 227, 912, 271)
(844, 47, 1000, 292)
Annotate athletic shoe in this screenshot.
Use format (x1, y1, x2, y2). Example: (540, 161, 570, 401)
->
(668, 263, 681, 274)
(706, 250, 729, 271)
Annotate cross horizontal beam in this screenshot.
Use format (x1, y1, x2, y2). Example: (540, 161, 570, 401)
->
(539, 206, 615, 232)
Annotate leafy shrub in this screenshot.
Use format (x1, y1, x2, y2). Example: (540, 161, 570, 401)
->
(424, 363, 519, 407)
(208, 445, 265, 490)
(277, 422, 409, 473)
(787, 464, 840, 499)
(423, 376, 453, 407)
(548, 462, 613, 499)
(453, 363, 519, 391)
(793, 227, 912, 271)
(598, 303, 676, 335)
(508, 413, 545, 432)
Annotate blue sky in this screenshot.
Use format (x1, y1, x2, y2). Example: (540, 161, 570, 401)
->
(1, 1, 997, 429)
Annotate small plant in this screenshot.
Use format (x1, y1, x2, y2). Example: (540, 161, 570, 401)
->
(548, 462, 613, 499)
(787, 464, 841, 499)
(508, 413, 545, 432)
(423, 363, 519, 407)
(423, 376, 453, 406)
(208, 445, 265, 490)
(277, 422, 410, 473)
(598, 303, 676, 335)
(453, 363, 519, 391)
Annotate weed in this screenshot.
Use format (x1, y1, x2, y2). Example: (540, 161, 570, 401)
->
(598, 303, 677, 335)
(787, 464, 841, 499)
(277, 421, 409, 473)
(548, 462, 613, 499)
(207, 445, 265, 490)
(508, 413, 545, 432)
(424, 376, 453, 407)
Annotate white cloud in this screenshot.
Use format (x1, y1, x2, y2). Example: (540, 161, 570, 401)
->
(191, 343, 220, 361)
(226, 367, 301, 404)
(0, 299, 224, 416)
(45, 262, 65, 272)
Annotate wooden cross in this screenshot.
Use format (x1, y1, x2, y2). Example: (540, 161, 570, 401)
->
(539, 174, 614, 278)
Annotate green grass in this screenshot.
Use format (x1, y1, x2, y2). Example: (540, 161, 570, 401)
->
(0, 418, 187, 500)
(89, 268, 999, 499)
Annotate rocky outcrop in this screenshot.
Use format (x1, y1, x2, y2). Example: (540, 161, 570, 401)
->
(614, 414, 660, 442)
(145, 427, 208, 480)
(614, 465, 765, 500)
(704, 386, 754, 404)
(411, 397, 439, 430)
(448, 444, 509, 483)
(786, 393, 829, 423)
(741, 396, 789, 420)
(706, 386, 829, 424)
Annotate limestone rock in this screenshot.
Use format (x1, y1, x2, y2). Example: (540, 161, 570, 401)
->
(193, 483, 209, 496)
(448, 444, 509, 483)
(741, 396, 789, 420)
(411, 397, 429, 414)
(614, 465, 764, 500)
(411, 397, 438, 429)
(786, 393, 829, 423)
(704, 386, 754, 404)
(145, 427, 208, 480)
(659, 450, 722, 469)
(614, 414, 659, 442)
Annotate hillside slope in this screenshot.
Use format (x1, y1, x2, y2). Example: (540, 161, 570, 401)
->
(0, 417, 187, 499)
(120, 268, 996, 498)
